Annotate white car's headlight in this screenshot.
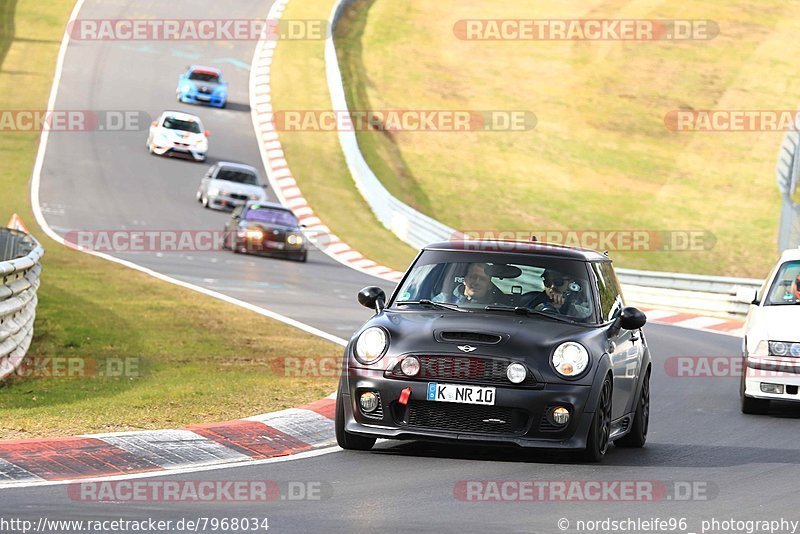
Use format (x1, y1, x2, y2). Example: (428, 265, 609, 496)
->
(207, 187, 220, 196)
(155, 132, 170, 143)
(552, 342, 590, 377)
(769, 341, 800, 357)
(355, 327, 388, 364)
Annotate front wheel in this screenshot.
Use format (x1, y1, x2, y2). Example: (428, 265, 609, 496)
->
(740, 369, 769, 414)
(335, 382, 376, 451)
(615, 370, 649, 448)
(582, 377, 612, 462)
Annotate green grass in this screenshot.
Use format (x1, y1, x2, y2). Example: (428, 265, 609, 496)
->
(270, 0, 418, 273)
(0, 0, 16, 69)
(327, 0, 800, 278)
(0, 0, 339, 439)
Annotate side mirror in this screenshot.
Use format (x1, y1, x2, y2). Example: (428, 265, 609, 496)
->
(619, 306, 647, 331)
(151, 120, 158, 127)
(358, 286, 386, 313)
(204, 130, 211, 136)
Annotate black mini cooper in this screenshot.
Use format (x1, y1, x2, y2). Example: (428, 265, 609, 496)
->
(335, 240, 650, 461)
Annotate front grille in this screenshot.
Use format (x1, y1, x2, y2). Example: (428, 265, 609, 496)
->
(387, 355, 536, 386)
(440, 331, 502, 344)
(538, 408, 562, 432)
(403, 400, 527, 435)
(199, 86, 212, 94)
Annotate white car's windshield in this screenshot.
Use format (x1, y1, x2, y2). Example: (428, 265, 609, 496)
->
(765, 260, 800, 305)
(393, 255, 595, 322)
(163, 117, 202, 134)
(217, 169, 259, 186)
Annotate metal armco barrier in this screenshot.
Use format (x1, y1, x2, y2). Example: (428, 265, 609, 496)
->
(324, 0, 763, 318)
(0, 228, 44, 381)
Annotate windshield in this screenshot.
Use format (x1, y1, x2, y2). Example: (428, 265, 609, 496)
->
(765, 260, 800, 305)
(188, 72, 220, 83)
(245, 208, 298, 227)
(393, 252, 596, 322)
(217, 169, 259, 186)
(162, 117, 202, 134)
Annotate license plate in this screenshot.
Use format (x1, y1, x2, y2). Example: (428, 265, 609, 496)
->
(427, 382, 495, 405)
(264, 241, 284, 249)
(196, 95, 211, 101)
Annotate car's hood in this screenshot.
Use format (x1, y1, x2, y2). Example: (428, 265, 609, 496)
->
(749, 305, 800, 342)
(360, 309, 606, 381)
(160, 129, 205, 143)
(240, 221, 300, 234)
(214, 182, 263, 195)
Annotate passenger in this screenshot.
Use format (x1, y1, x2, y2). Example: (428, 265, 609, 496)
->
(435, 263, 504, 305)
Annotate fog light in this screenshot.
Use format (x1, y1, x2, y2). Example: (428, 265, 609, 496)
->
(506, 363, 527, 384)
(400, 356, 420, 376)
(359, 391, 379, 412)
(761, 383, 784, 394)
(551, 406, 570, 425)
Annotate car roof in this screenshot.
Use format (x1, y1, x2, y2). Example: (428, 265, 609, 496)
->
(215, 162, 259, 173)
(160, 110, 202, 122)
(423, 239, 609, 261)
(778, 247, 800, 262)
(188, 65, 222, 76)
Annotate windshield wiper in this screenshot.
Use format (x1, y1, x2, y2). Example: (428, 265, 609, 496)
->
(396, 299, 467, 312)
(483, 305, 582, 325)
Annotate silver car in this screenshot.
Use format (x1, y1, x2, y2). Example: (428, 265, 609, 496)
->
(196, 162, 268, 210)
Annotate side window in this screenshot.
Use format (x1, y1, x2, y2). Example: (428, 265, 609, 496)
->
(396, 264, 437, 301)
(592, 262, 624, 322)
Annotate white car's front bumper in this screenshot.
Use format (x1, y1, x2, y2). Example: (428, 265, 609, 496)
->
(151, 140, 206, 161)
(743, 356, 800, 401)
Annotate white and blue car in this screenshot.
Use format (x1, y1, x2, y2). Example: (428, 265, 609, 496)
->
(176, 66, 228, 108)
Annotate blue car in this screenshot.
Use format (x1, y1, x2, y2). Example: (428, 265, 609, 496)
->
(176, 66, 228, 108)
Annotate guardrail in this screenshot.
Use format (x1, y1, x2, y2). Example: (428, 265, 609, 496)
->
(0, 228, 44, 381)
(324, 0, 763, 319)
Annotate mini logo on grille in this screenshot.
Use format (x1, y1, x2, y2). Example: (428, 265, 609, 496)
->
(457, 345, 477, 353)
(482, 418, 506, 424)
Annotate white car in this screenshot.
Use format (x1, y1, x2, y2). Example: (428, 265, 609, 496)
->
(741, 247, 800, 413)
(196, 162, 268, 210)
(146, 110, 209, 162)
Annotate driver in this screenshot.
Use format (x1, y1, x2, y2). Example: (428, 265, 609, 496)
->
(530, 270, 592, 319)
(793, 274, 800, 302)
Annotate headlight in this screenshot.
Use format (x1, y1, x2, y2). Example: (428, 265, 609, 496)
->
(769, 341, 800, 357)
(207, 187, 220, 196)
(355, 327, 388, 364)
(287, 234, 304, 246)
(195, 138, 208, 149)
(245, 228, 263, 239)
(506, 362, 527, 384)
(181, 84, 193, 93)
(552, 342, 590, 377)
(155, 132, 169, 143)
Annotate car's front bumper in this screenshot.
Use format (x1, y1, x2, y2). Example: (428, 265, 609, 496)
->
(152, 142, 206, 161)
(180, 90, 226, 108)
(743, 356, 800, 402)
(207, 194, 257, 210)
(341, 370, 597, 449)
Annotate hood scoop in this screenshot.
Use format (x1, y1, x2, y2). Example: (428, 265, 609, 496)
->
(437, 331, 503, 345)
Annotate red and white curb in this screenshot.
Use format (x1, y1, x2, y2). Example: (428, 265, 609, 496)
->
(638, 308, 743, 336)
(0, 395, 337, 485)
(249, 0, 403, 284)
